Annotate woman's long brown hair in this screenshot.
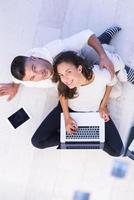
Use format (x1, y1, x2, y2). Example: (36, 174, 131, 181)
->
(52, 51, 93, 99)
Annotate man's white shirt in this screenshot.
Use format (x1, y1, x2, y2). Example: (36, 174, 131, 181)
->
(68, 65, 116, 112)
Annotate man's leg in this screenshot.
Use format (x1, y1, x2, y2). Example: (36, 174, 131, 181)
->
(98, 27, 134, 85)
(80, 26, 122, 66)
(31, 103, 62, 149)
(104, 118, 124, 157)
(117, 64, 134, 85)
(124, 126, 134, 156)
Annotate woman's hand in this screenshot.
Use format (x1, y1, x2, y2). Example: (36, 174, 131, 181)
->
(99, 106, 110, 122)
(65, 116, 78, 134)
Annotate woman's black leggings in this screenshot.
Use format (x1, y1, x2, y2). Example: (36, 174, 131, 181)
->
(31, 103, 124, 157)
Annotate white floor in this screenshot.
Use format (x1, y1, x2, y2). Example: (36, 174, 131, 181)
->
(0, 1, 134, 200)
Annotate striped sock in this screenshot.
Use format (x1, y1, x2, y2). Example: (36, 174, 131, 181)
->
(125, 65, 134, 84)
(98, 26, 122, 44)
(105, 26, 122, 37)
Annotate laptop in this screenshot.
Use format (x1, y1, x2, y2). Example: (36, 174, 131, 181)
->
(124, 126, 134, 160)
(127, 139, 134, 160)
(60, 112, 105, 149)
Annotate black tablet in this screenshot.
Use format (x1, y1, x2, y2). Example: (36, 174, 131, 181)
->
(7, 108, 30, 129)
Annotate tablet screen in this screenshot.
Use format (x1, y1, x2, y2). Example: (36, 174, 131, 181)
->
(7, 108, 30, 129)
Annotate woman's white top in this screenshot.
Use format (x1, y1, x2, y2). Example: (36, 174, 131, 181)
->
(68, 65, 116, 112)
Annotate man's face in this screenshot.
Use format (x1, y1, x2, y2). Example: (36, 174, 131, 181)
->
(23, 57, 53, 81)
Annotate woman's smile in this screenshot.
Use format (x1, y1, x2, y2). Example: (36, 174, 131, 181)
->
(66, 80, 73, 87)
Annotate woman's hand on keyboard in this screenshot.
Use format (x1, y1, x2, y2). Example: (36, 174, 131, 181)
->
(65, 116, 78, 134)
(99, 106, 110, 122)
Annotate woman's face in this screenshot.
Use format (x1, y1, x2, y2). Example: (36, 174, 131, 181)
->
(57, 62, 82, 88)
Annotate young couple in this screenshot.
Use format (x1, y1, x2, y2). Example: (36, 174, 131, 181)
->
(0, 26, 134, 101)
(31, 27, 133, 157)
(1, 26, 134, 156)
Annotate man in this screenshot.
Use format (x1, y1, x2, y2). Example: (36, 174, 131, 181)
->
(0, 27, 122, 101)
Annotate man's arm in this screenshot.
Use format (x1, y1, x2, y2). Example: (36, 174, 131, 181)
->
(0, 82, 20, 101)
(62, 30, 114, 78)
(62, 29, 94, 52)
(88, 34, 114, 78)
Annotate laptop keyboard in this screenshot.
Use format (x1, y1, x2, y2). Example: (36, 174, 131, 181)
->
(66, 126, 100, 139)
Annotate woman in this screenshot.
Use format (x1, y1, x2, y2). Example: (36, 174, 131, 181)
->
(32, 50, 124, 157)
(54, 51, 124, 156)
(31, 27, 129, 155)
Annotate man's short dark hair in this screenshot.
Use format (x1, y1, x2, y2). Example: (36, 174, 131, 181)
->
(11, 56, 28, 80)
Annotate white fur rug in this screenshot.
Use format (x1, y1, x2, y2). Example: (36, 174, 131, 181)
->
(108, 81, 134, 146)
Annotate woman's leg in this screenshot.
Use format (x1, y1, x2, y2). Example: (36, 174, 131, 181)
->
(98, 26, 121, 44)
(31, 102, 62, 149)
(104, 118, 124, 156)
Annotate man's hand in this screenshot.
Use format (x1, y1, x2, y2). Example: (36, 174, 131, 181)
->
(99, 106, 110, 122)
(0, 83, 20, 101)
(88, 34, 115, 78)
(100, 54, 115, 79)
(65, 116, 78, 134)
